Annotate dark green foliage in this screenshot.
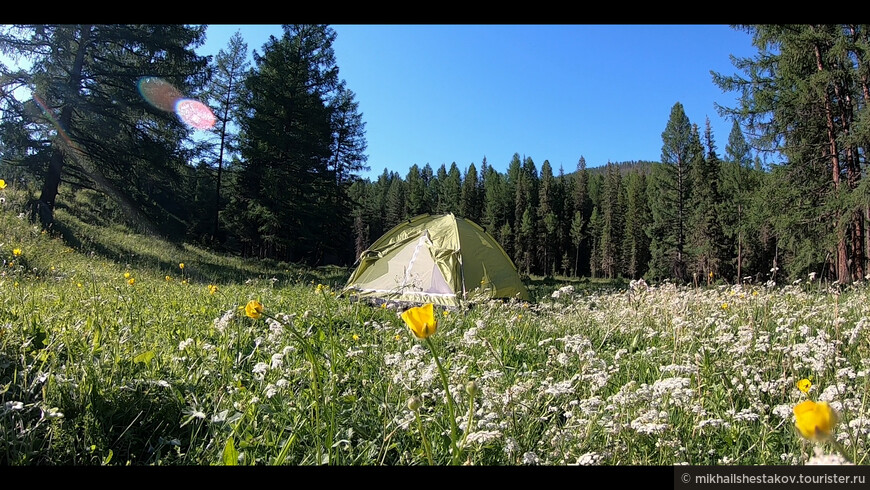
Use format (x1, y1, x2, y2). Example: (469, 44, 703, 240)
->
(223, 25, 364, 265)
(0, 24, 209, 234)
(687, 119, 728, 283)
(713, 24, 868, 282)
(621, 170, 650, 279)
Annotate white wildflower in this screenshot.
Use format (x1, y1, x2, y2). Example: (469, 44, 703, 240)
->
(5, 401, 24, 411)
(213, 308, 235, 332)
(252, 362, 268, 376)
(270, 353, 284, 370)
(806, 447, 853, 465)
(504, 437, 519, 455)
(464, 430, 502, 445)
(576, 452, 602, 466)
(522, 452, 540, 465)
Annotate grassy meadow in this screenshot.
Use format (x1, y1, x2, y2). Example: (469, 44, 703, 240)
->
(1, 186, 869, 466)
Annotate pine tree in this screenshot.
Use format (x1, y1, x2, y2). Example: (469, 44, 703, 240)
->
(597, 162, 623, 279)
(438, 162, 461, 215)
(719, 119, 755, 282)
(537, 160, 557, 275)
(569, 210, 585, 277)
(384, 173, 406, 228)
(572, 156, 591, 276)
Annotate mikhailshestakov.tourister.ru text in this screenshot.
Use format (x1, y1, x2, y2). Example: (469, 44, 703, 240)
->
(696, 473, 865, 485)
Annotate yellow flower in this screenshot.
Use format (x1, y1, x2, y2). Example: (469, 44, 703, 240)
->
(208, 284, 218, 295)
(12, 248, 21, 256)
(77, 283, 83, 288)
(128, 278, 135, 286)
(245, 300, 264, 319)
(401, 303, 437, 340)
(721, 303, 728, 310)
(124, 272, 131, 279)
(794, 400, 837, 441)
(352, 334, 360, 341)
(165, 275, 172, 282)
(0, 179, 6, 189)
(797, 379, 812, 394)
(179, 263, 185, 270)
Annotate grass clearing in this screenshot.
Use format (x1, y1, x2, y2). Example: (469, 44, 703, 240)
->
(1, 188, 868, 465)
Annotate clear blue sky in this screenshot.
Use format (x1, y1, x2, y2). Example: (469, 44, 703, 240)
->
(200, 25, 761, 180)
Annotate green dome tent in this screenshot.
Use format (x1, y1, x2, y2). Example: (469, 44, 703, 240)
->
(343, 213, 529, 306)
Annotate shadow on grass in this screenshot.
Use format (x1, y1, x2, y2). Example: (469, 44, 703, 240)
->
(50, 204, 352, 287)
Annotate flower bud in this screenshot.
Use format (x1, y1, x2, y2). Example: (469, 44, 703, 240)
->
(407, 396, 423, 411)
(466, 380, 479, 397)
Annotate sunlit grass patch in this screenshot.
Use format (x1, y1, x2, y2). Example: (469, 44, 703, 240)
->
(1, 203, 869, 465)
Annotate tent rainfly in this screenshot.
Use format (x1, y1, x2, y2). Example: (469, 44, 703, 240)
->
(343, 213, 529, 307)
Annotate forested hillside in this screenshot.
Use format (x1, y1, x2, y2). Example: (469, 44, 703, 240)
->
(2, 25, 868, 284)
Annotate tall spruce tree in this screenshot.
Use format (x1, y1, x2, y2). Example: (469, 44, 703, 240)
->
(406, 164, 427, 217)
(687, 119, 727, 283)
(719, 119, 755, 281)
(227, 24, 361, 263)
(647, 102, 695, 281)
(597, 162, 623, 279)
(572, 156, 591, 276)
(537, 160, 558, 275)
(459, 162, 480, 221)
(622, 169, 651, 279)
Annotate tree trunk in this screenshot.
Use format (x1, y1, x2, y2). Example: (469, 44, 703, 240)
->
(36, 24, 91, 226)
(813, 38, 850, 284)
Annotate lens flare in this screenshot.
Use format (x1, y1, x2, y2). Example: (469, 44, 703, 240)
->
(175, 99, 216, 130)
(32, 94, 73, 146)
(137, 76, 215, 130)
(137, 77, 183, 112)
